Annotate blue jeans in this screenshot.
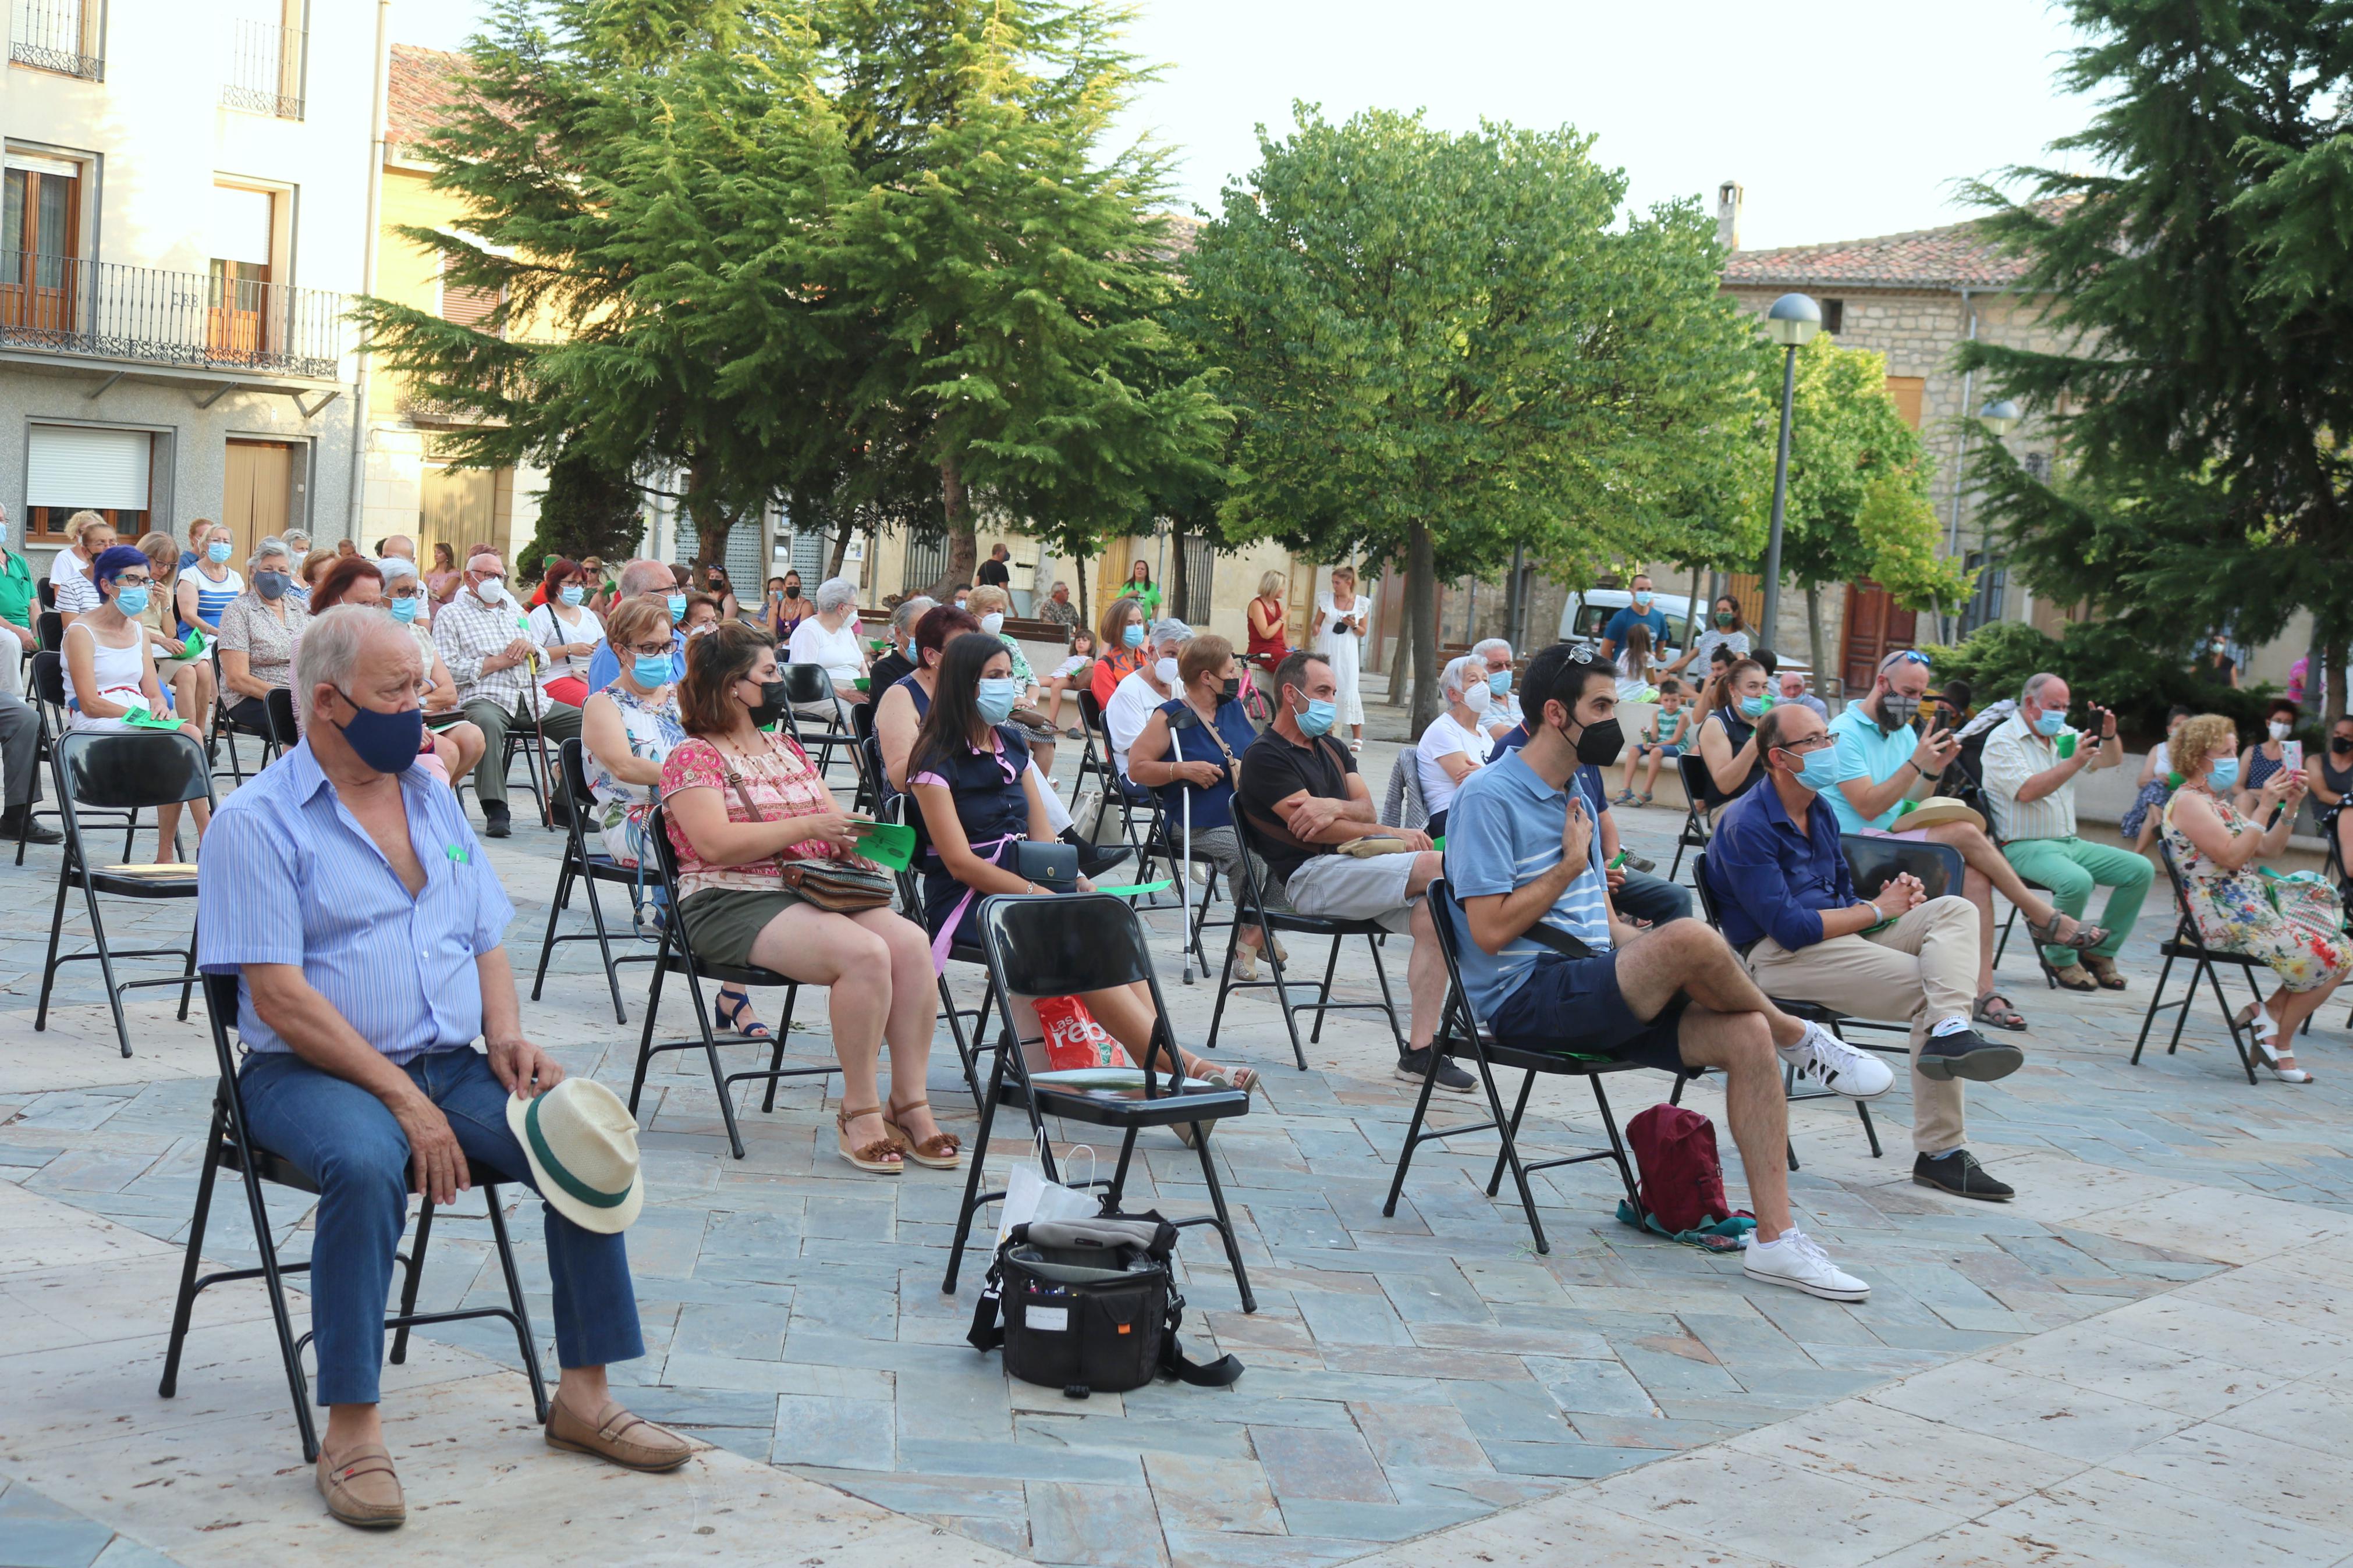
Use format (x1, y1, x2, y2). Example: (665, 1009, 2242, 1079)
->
(238, 1047, 645, 1406)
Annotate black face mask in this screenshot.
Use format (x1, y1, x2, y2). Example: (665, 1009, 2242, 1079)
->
(2332, 737, 2353, 756)
(746, 678, 790, 727)
(784, 585, 800, 599)
(1219, 677, 1241, 702)
(1560, 713, 1623, 767)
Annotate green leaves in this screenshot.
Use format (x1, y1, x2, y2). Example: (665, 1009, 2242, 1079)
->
(1770, 333, 1947, 609)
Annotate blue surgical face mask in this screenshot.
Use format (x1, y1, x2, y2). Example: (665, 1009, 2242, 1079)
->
(111, 584, 150, 617)
(1486, 670, 1511, 697)
(631, 653, 675, 688)
(328, 688, 424, 776)
(388, 596, 420, 624)
(1784, 743, 1852, 795)
(1122, 623, 1145, 649)
(0, 519, 10, 545)
(1739, 693, 1772, 719)
(560, 584, 585, 606)
(2208, 755, 2241, 791)
(207, 541, 232, 564)
(1632, 591, 1653, 609)
(2032, 709, 2067, 737)
(667, 593, 688, 624)
(1294, 695, 1337, 737)
(975, 675, 1021, 726)
(254, 571, 289, 602)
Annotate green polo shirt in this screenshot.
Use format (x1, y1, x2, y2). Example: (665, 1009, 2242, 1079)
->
(1824, 704, 1921, 833)
(0, 549, 33, 632)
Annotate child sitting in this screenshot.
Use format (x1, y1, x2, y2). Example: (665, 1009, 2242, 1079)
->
(1040, 629, 1097, 735)
(1616, 677, 1690, 806)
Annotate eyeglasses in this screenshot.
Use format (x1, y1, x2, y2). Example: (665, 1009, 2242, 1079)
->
(626, 640, 675, 657)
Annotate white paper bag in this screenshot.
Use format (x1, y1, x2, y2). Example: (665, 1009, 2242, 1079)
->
(995, 1144, 1098, 1252)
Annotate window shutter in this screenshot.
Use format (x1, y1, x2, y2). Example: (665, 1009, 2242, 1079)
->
(26, 425, 151, 511)
(439, 253, 502, 330)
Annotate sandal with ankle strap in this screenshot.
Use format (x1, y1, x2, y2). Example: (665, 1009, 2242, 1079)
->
(2024, 908, 2107, 951)
(883, 1098, 963, 1169)
(2237, 1003, 2313, 1083)
(836, 1104, 903, 1174)
(715, 987, 771, 1040)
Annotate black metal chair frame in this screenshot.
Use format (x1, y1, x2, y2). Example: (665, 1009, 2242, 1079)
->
(625, 803, 814, 1159)
(452, 699, 551, 824)
(880, 764, 996, 1108)
(1385, 879, 1685, 1254)
(35, 730, 211, 1059)
(158, 972, 549, 1464)
(18, 650, 136, 866)
(1204, 810, 1408, 1071)
(940, 891, 1257, 1311)
(530, 738, 659, 1025)
(1667, 752, 1716, 884)
(847, 698, 883, 817)
(2130, 842, 2263, 1084)
(210, 648, 288, 785)
(779, 662, 854, 783)
(1074, 689, 1166, 870)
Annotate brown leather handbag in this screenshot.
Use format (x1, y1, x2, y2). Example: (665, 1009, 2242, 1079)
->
(724, 770, 894, 913)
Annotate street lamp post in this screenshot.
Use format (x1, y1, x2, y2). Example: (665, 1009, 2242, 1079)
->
(1756, 292, 1821, 658)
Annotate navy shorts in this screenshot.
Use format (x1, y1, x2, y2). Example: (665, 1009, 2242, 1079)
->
(1486, 951, 1689, 1073)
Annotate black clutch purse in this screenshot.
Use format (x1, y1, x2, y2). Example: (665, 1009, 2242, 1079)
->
(1009, 840, 1080, 890)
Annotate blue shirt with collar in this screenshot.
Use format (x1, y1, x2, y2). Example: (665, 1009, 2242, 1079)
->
(197, 739, 516, 1064)
(1705, 778, 1857, 952)
(584, 628, 686, 693)
(1442, 752, 1613, 1021)
(1823, 703, 1921, 833)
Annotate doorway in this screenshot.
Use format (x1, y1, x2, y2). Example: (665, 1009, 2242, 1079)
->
(222, 439, 294, 558)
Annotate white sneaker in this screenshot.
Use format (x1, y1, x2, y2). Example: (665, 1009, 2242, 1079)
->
(1779, 1020, 1894, 1100)
(1744, 1227, 1869, 1302)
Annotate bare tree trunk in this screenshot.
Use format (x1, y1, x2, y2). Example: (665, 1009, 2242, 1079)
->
(1076, 553, 1092, 630)
(1385, 569, 1411, 706)
(929, 452, 976, 600)
(1167, 520, 1191, 625)
(1804, 581, 1828, 695)
(2328, 636, 2348, 724)
(826, 513, 855, 581)
(685, 449, 732, 577)
(1406, 522, 1440, 737)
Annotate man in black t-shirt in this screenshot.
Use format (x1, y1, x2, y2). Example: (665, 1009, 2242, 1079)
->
(1238, 651, 1470, 1091)
(975, 544, 1012, 589)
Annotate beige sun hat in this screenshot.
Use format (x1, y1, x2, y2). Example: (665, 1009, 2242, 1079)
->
(505, 1079, 644, 1233)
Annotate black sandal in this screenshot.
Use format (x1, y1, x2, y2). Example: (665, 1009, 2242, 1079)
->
(2025, 909, 2107, 951)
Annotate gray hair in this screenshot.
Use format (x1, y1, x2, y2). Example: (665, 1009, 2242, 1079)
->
(379, 555, 420, 584)
(282, 529, 313, 552)
(2021, 671, 2063, 707)
(1147, 617, 1193, 653)
(249, 538, 291, 576)
(293, 605, 403, 697)
(891, 595, 935, 635)
(617, 558, 675, 598)
(1471, 638, 1513, 663)
(1442, 652, 1488, 701)
(812, 576, 858, 615)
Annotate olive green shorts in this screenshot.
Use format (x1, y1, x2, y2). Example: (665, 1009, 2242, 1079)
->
(679, 887, 810, 969)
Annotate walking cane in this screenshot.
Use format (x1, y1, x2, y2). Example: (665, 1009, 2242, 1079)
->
(1180, 785, 1195, 984)
(517, 614, 554, 831)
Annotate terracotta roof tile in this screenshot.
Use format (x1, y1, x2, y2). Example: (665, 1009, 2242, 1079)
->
(1722, 214, 2032, 290)
(386, 42, 470, 150)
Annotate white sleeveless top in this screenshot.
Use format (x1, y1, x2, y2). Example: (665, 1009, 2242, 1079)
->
(64, 621, 149, 721)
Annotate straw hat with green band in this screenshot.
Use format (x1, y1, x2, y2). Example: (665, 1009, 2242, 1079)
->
(503, 1078, 644, 1233)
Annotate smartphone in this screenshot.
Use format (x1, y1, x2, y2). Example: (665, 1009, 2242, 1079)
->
(2284, 739, 2304, 775)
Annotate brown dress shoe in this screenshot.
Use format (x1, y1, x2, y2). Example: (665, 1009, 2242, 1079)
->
(2082, 954, 2128, 990)
(316, 1443, 405, 1529)
(545, 1396, 695, 1471)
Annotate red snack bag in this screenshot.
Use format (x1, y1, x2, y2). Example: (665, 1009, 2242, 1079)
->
(1032, 995, 1128, 1072)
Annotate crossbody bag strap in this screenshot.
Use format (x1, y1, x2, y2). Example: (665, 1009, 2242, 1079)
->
(720, 760, 800, 879)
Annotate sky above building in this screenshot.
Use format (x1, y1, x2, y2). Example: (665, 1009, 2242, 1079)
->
(391, 0, 2098, 253)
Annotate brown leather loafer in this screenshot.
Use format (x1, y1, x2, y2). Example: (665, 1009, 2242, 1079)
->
(545, 1396, 695, 1472)
(316, 1443, 404, 1529)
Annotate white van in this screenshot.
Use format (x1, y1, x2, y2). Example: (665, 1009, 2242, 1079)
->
(1557, 589, 1694, 660)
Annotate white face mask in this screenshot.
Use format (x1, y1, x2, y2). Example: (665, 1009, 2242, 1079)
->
(2270, 720, 2292, 741)
(979, 611, 1006, 637)
(1154, 656, 1180, 686)
(1460, 681, 1492, 714)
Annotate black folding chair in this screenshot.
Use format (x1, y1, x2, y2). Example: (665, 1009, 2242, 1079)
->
(625, 803, 812, 1159)
(36, 607, 63, 652)
(1385, 880, 1683, 1253)
(19, 651, 135, 866)
(209, 652, 289, 785)
(2130, 842, 2262, 1083)
(1074, 689, 1165, 866)
(158, 972, 549, 1464)
(779, 662, 853, 781)
(36, 577, 54, 611)
(531, 738, 658, 1024)
(847, 698, 883, 816)
(1839, 834, 1966, 904)
(1691, 849, 1898, 1164)
(887, 770, 996, 1108)
(941, 891, 1256, 1310)
(35, 730, 210, 1058)
(1668, 752, 1716, 884)
(1204, 811, 1408, 1071)
(452, 707, 549, 824)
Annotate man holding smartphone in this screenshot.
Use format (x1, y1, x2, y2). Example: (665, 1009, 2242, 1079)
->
(1444, 646, 1886, 1301)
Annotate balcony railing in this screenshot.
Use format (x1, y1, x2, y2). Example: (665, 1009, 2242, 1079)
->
(221, 17, 302, 119)
(0, 253, 343, 379)
(10, 0, 102, 80)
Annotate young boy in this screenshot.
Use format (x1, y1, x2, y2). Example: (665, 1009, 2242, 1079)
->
(1616, 677, 1690, 806)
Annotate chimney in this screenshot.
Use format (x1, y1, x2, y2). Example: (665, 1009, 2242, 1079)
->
(1717, 180, 1743, 253)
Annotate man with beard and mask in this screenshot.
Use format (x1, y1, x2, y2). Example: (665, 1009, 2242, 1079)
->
(1238, 649, 1468, 1093)
(1822, 649, 2107, 1033)
(435, 550, 585, 838)
(1444, 646, 1884, 1299)
(1710, 702, 2021, 1204)
(197, 607, 691, 1528)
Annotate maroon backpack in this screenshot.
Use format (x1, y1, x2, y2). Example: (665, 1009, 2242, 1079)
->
(1626, 1103, 1735, 1235)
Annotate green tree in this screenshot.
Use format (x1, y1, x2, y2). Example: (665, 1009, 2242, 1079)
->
(353, 0, 853, 573)
(814, 0, 1226, 599)
(1180, 105, 1763, 731)
(1768, 333, 1969, 677)
(1958, 0, 2353, 720)
(520, 446, 650, 572)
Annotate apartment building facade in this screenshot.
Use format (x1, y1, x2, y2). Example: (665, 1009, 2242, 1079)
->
(0, 0, 378, 574)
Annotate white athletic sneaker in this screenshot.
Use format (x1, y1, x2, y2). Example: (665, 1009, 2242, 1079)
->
(1779, 1020, 1895, 1100)
(1744, 1227, 1870, 1302)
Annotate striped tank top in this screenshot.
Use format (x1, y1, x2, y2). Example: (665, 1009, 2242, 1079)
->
(187, 566, 244, 633)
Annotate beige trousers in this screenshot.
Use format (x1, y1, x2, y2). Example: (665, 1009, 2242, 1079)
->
(1745, 894, 1980, 1155)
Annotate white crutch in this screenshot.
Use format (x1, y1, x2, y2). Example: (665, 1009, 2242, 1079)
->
(1180, 784, 1195, 984)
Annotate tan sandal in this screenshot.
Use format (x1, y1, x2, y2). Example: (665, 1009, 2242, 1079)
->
(883, 1098, 963, 1169)
(836, 1104, 903, 1174)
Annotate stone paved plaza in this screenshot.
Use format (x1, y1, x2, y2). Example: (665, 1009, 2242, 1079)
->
(3, 712, 2353, 1567)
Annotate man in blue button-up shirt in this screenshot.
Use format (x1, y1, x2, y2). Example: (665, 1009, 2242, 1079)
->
(199, 607, 688, 1527)
(1706, 702, 2024, 1205)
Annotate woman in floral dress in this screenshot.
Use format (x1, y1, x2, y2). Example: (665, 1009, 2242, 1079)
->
(2162, 713, 2352, 1082)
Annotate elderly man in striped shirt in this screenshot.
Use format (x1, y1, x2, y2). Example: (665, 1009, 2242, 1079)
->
(433, 550, 584, 838)
(198, 607, 689, 1528)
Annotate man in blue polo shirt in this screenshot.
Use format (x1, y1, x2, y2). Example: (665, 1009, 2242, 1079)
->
(581, 559, 689, 692)
(1443, 645, 1885, 1301)
(1596, 573, 1669, 663)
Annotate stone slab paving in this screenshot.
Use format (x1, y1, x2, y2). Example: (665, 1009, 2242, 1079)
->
(2, 717, 2351, 1565)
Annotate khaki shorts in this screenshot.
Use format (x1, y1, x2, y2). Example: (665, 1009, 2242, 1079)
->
(1279, 851, 1419, 934)
(679, 887, 810, 969)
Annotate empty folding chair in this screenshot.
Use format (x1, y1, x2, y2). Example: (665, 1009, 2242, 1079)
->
(531, 738, 659, 1025)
